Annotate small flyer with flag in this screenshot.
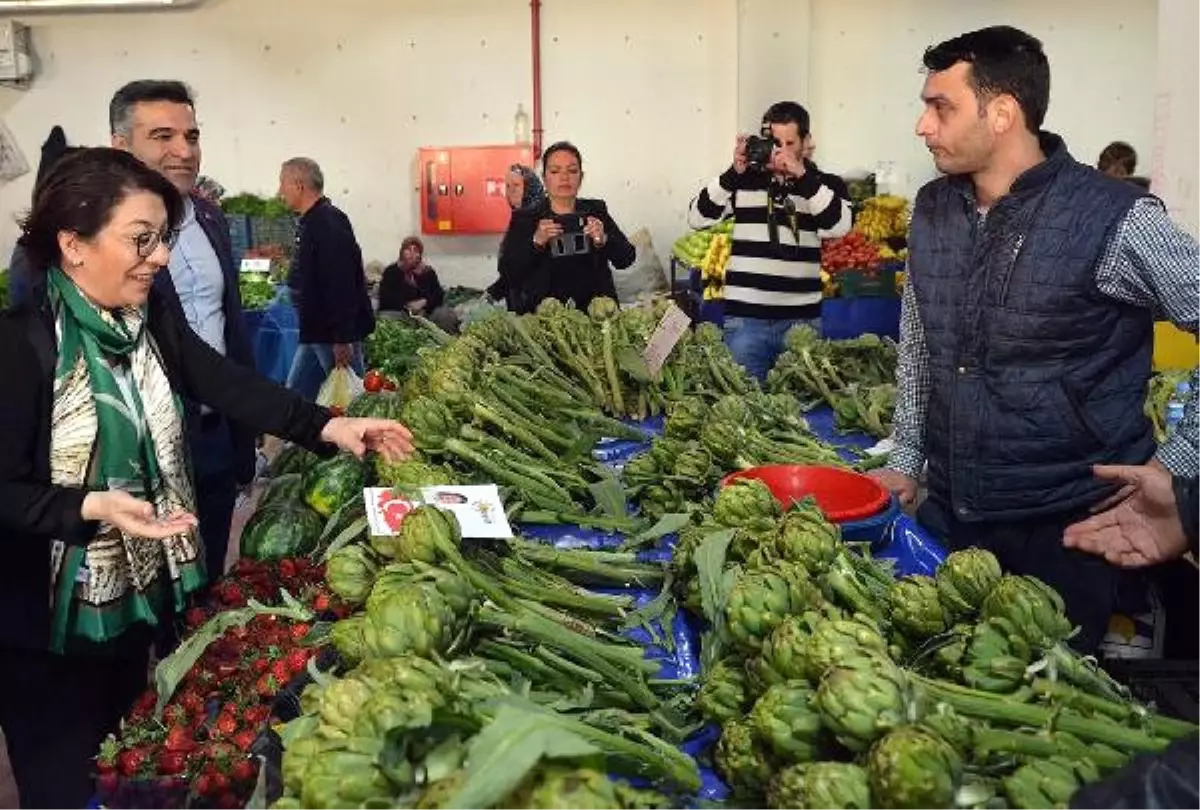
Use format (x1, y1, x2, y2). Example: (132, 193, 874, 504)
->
(363, 484, 513, 539)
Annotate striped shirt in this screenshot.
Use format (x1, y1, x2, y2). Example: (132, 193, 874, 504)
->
(690, 164, 852, 320)
(889, 196, 1199, 480)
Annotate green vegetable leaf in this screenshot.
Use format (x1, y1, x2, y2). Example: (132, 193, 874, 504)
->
(620, 512, 692, 551)
(616, 345, 654, 383)
(587, 470, 629, 520)
(694, 528, 735, 627)
(320, 514, 370, 561)
(445, 705, 599, 809)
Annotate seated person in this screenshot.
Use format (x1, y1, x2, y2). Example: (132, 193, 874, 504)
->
(378, 236, 459, 333)
(497, 141, 635, 314)
(1098, 141, 1150, 188)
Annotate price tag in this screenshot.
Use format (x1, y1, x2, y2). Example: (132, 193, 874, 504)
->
(362, 484, 513, 539)
(642, 303, 692, 377)
(239, 258, 271, 274)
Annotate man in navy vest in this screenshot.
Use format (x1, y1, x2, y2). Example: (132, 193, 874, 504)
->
(111, 80, 258, 583)
(871, 27, 1198, 653)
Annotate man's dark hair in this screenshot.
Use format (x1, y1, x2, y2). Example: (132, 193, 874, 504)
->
(1098, 141, 1137, 175)
(542, 141, 582, 172)
(19, 147, 184, 274)
(923, 26, 1050, 133)
(762, 101, 811, 137)
(109, 80, 195, 136)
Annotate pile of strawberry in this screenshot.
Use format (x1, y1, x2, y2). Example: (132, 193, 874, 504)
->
(820, 231, 884, 272)
(93, 558, 345, 808)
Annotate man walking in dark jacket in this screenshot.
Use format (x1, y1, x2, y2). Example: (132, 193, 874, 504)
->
(111, 80, 257, 581)
(869, 27, 1199, 653)
(278, 157, 375, 401)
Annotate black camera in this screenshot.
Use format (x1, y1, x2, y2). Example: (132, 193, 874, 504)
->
(745, 133, 779, 169)
(553, 213, 587, 232)
(549, 213, 590, 258)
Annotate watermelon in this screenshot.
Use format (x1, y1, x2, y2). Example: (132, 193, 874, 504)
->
(269, 444, 317, 478)
(240, 502, 323, 560)
(303, 454, 366, 519)
(259, 473, 303, 511)
(346, 391, 405, 419)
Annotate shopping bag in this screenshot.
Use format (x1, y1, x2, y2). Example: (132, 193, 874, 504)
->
(316, 366, 364, 412)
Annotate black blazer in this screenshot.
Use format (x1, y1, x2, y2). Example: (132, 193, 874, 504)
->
(0, 279, 334, 652)
(497, 197, 635, 314)
(287, 197, 376, 345)
(152, 194, 259, 484)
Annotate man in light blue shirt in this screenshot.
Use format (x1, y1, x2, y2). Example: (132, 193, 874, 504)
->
(111, 80, 257, 584)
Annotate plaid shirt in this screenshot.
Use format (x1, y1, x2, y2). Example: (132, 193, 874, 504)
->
(890, 197, 1199, 480)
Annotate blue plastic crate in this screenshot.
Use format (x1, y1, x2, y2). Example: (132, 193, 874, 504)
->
(821, 296, 901, 340)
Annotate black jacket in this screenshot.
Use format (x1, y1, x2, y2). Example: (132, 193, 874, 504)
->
(497, 198, 634, 314)
(378, 263, 445, 314)
(0, 279, 334, 652)
(288, 197, 375, 344)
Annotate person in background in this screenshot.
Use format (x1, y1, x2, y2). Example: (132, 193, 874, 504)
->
(800, 128, 851, 203)
(279, 157, 375, 400)
(110, 79, 257, 582)
(378, 236, 459, 333)
(0, 148, 413, 807)
(497, 142, 635, 314)
(193, 174, 225, 204)
(870, 26, 1199, 654)
(690, 101, 853, 381)
(489, 163, 546, 309)
(1098, 140, 1137, 179)
(8, 126, 84, 311)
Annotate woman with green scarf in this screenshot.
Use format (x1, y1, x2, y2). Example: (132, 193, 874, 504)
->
(0, 148, 414, 807)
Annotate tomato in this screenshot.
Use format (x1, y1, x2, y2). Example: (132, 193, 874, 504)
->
(363, 369, 386, 393)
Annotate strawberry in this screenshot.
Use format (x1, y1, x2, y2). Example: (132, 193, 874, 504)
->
(185, 607, 208, 628)
(289, 622, 311, 641)
(285, 648, 309, 674)
(164, 725, 196, 753)
(278, 558, 297, 579)
(194, 773, 214, 797)
(271, 659, 291, 684)
(312, 591, 331, 613)
(214, 713, 238, 738)
(157, 750, 188, 776)
(255, 674, 278, 699)
(231, 758, 257, 783)
(229, 625, 249, 641)
(250, 656, 270, 675)
(244, 705, 271, 726)
(179, 690, 205, 717)
(212, 772, 231, 792)
(96, 735, 120, 774)
(118, 747, 149, 778)
(232, 730, 257, 752)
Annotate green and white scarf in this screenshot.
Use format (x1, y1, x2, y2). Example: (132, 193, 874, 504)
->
(47, 267, 205, 653)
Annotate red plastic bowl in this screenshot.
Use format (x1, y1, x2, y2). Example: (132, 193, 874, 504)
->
(721, 464, 890, 523)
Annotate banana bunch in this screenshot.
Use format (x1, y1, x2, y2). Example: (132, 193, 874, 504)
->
(878, 244, 908, 262)
(854, 194, 910, 242)
(701, 233, 732, 300)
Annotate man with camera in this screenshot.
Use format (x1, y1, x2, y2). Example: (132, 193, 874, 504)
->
(690, 101, 852, 380)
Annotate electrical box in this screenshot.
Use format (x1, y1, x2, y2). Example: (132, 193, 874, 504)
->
(0, 21, 34, 88)
(418, 144, 535, 235)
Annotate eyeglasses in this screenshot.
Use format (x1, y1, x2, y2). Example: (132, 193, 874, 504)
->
(129, 229, 179, 259)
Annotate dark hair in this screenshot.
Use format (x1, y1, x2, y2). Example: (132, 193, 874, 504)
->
(923, 26, 1050, 133)
(400, 235, 424, 256)
(1098, 141, 1137, 175)
(18, 147, 184, 274)
(762, 101, 811, 137)
(542, 141, 582, 172)
(109, 80, 195, 136)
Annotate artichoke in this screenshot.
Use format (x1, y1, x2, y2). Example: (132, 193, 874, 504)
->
(713, 478, 782, 530)
(887, 575, 950, 639)
(509, 764, 622, 809)
(755, 612, 819, 688)
(315, 676, 375, 738)
(326, 544, 379, 606)
(622, 451, 661, 487)
(329, 616, 368, 665)
(801, 617, 890, 684)
(352, 688, 439, 740)
(814, 654, 912, 752)
(821, 548, 888, 622)
(649, 436, 689, 470)
(414, 774, 465, 810)
(375, 458, 458, 489)
(714, 718, 775, 797)
(352, 654, 445, 695)
(749, 681, 825, 762)
(962, 616, 1032, 692)
(935, 548, 1002, 621)
(281, 735, 323, 796)
(363, 584, 456, 658)
(767, 761, 871, 810)
(1003, 756, 1100, 809)
(727, 567, 819, 653)
(664, 398, 708, 441)
(673, 445, 715, 483)
(697, 658, 751, 725)
(981, 575, 1073, 648)
(372, 561, 475, 619)
(867, 726, 963, 809)
(773, 502, 839, 573)
(298, 743, 392, 809)
(370, 504, 460, 564)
